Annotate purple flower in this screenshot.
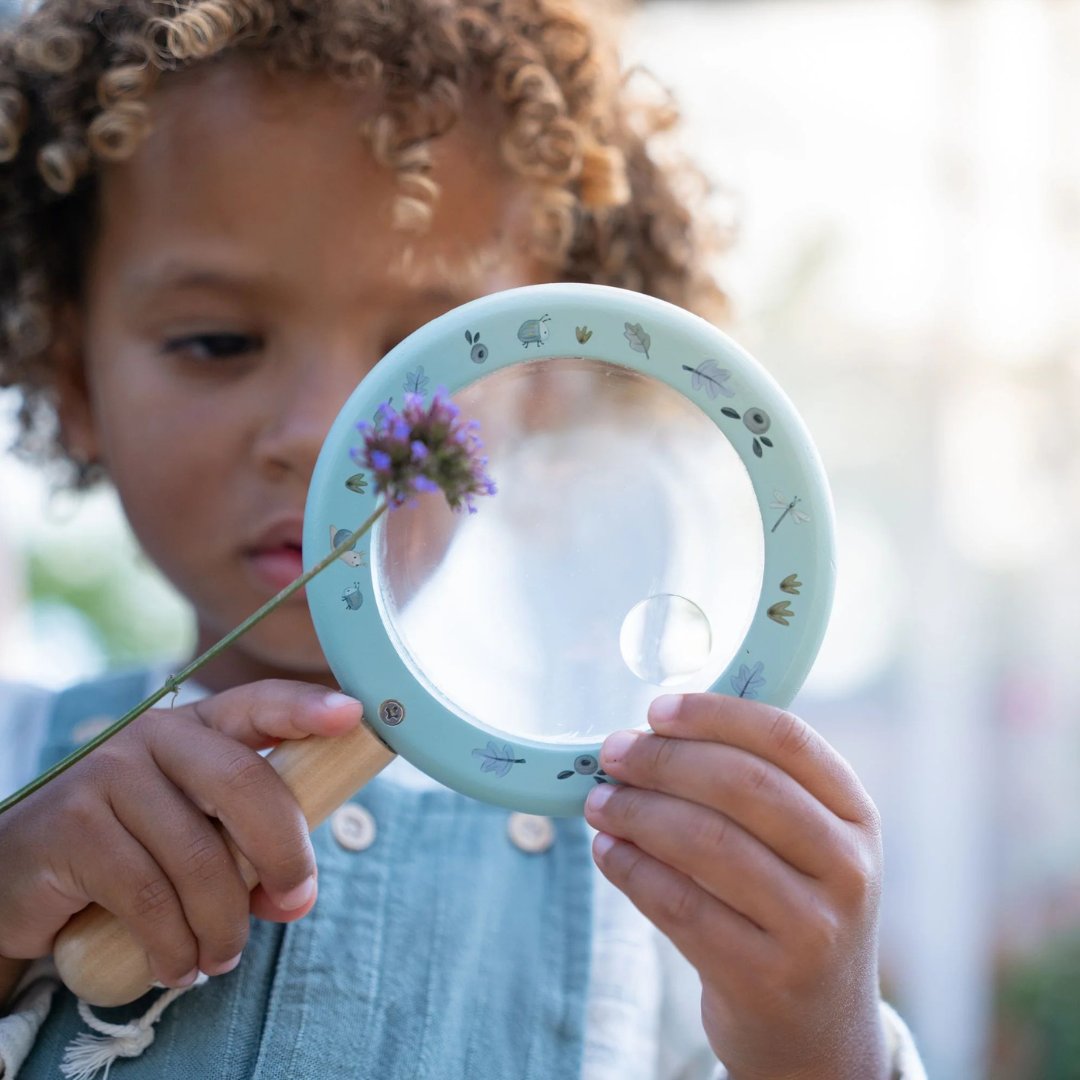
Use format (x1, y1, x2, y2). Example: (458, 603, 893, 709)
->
(355, 389, 497, 512)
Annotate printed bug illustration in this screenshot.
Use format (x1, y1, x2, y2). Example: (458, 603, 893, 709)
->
(682, 360, 734, 400)
(517, 314, 551, 348)
(770, 494, 810, 533)
(404, 366, 430, 394)
(472, 741, 526, 778)
(341, 583, 364, 610)
(731, 661, 766, 700)
(575, 326, 593, 344)
(720, 406, 774, 457)
(464, 330, 488, 364)
(330, 525, 366, 568)
(557, 752, 611, 784)
(767, 601, 794, 626)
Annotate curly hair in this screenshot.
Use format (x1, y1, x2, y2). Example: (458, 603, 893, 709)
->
(0, 0, 726, 475)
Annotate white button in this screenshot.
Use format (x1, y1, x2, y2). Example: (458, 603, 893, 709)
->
(330, 804, 377, 852)
(72, 716, 114, 745)
(507, 813, 556, 854)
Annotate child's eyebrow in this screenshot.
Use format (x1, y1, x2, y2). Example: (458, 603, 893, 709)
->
(124, 260, 268, 298)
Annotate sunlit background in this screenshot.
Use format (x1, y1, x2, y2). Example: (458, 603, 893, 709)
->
(3, 0, 1080, 1076)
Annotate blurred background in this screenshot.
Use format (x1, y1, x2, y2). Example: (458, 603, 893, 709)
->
(2, 0, 1079, 1075)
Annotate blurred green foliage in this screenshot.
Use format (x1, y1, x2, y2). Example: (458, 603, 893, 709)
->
(25, 533, 194, 668)
(995, 932, 1080, 1080)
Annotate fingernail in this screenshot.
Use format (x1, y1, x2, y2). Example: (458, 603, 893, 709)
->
(601, 729, 639, 766)
(649, 694, 682, 726)
(176, 967, 199, 988)
(211, 953, 242, 976)
(593, 832, 616, 859)
(585, 784, 615, 813)
(324, 692, 360, 711)
(278, 874, 316, 910)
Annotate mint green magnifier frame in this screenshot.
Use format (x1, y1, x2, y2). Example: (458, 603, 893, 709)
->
(303, 283, 835, 817)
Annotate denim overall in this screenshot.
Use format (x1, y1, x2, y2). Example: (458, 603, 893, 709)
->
(19, 671, 594, 1079)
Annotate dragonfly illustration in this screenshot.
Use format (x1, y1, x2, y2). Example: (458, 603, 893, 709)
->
(770, 493, 810, 533)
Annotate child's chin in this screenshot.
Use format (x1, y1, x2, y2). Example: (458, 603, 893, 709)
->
(237, 616, 332, 676)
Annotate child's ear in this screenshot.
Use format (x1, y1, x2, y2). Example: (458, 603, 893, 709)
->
(50, 303, 100, 470)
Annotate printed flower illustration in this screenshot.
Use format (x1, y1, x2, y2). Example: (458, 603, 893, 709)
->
(356, 390, 497, 512)
(681, 360, 734, 400)
(623, 321, 651, 359)
(721, 406, 774, 457)
(472, 741, 526, 778)
(557, 753, 611, 784)
(464, 330, 488, 363)
(731, 661, 766, 699)
(780, 574, 802, 595)
(767, 601, 794, 626)
(404, 366, 430, 395)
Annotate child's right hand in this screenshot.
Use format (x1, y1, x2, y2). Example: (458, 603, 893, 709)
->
(0, 680, 362, 989)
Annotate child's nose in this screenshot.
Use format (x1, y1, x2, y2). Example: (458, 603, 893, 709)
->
(253, 347, 372, 482)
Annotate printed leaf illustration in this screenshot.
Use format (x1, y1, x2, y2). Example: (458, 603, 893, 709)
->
(780, 574, 802, 595)
(682, 360, 734, 399)
(472, 741, 526, 778)
(557, 770, 575, 780)
(345, 472, 369, 494)
(575, 326, 593, 344)
(404, 366, 430, 395)
(721, 407, 741, 420)
(465, 330, 474, 344)
(623, 322, 651, 359)
(760, 437, 773, 448)
(768, 601, 794, 626)
(731, 661, 766, 700)
(752, 438, 763, 458)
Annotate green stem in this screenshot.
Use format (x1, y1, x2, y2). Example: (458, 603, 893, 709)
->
(0, 501, 389, 818)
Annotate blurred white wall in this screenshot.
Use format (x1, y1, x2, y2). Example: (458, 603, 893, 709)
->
(625, 1, 1080, 1076)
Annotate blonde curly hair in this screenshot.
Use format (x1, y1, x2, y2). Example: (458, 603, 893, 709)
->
(0, 0, 726, 476)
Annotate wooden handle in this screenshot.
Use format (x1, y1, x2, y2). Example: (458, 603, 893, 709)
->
(53, 721, 395, 1007)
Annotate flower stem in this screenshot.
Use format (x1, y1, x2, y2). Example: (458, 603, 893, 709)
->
(0, 502, 389, 817)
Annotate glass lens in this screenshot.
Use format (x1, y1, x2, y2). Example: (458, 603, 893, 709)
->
(372, 358, 764, 743)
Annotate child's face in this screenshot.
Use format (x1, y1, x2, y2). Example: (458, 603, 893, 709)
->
(61, 59, 549, 687)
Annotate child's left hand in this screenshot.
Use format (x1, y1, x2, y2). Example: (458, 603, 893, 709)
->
(584, 693, 889, 1080)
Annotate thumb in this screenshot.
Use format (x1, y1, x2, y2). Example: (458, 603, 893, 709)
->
(183, 680, 362, 750)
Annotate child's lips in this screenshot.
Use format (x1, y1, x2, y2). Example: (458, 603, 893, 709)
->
(247, 545, 306, 595)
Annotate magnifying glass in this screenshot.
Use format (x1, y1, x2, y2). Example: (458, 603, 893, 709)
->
(54, 283, 835, 1003)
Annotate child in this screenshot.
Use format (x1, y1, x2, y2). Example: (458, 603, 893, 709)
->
(0, 0, 926, 1077)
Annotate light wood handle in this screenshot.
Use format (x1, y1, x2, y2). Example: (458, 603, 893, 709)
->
(53, 721, 395, 1007)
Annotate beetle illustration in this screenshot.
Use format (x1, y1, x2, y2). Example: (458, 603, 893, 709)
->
(464, 330, 488, 364)
(341, 583, 364, 610)
(517, 314, 551, 349)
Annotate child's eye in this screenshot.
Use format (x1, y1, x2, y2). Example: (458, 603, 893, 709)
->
(163, 332, 263, 361)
